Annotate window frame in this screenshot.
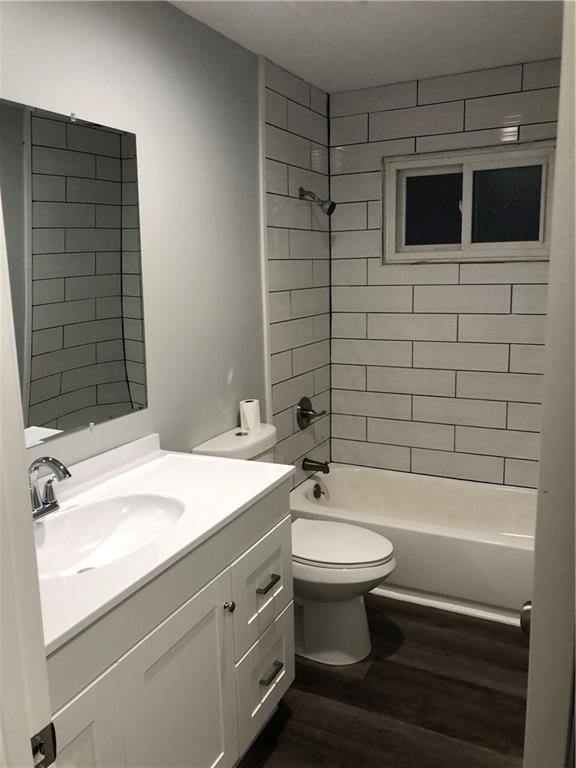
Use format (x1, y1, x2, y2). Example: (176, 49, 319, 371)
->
(383, 142, 555, 264)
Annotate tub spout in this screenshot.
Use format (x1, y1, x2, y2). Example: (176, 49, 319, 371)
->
(302, 458, 330, 474)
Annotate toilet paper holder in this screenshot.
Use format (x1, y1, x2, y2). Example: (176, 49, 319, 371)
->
(297, 396, 327, 430)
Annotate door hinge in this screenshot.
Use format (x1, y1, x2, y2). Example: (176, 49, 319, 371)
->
(31, 722, 56, 768)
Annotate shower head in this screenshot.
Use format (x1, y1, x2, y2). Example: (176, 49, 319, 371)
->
(319, 197, 337, 216)
(299, 187, 337, 216)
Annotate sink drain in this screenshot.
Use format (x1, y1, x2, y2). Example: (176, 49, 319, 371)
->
(76, 567, 95, 575)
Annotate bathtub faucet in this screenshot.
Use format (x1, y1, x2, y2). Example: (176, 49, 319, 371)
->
(302, 458, 330, 475)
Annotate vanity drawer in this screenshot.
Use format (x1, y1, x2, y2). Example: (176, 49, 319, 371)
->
(235, 602, 294, 756)
(231, 515, 293, 660)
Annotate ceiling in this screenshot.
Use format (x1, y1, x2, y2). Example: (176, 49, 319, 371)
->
(174, 1, 563, 94)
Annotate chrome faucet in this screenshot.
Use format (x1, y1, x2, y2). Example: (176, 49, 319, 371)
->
(29, 457, 72, 520)
(302, 458, 330, 475)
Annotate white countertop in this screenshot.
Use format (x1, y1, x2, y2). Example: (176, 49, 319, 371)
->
(37, 435, 293, 655)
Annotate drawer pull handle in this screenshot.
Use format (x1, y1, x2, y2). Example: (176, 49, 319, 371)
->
(256, 573, 281, 595)
(223, 601, 236, 613)
(259, 661, 284, 687)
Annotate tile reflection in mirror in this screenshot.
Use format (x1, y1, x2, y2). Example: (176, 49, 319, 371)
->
(0, 100, 147, 442)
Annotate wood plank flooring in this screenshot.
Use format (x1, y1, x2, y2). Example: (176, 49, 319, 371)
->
(239, 595, 529, 768)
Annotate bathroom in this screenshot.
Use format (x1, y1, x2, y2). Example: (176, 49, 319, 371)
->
(0, 1, 573, 767)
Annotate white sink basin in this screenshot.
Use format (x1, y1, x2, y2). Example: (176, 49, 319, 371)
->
(35, 494, 185, 579)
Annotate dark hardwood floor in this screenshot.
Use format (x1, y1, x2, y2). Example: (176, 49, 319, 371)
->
(239, 595, 529, 768)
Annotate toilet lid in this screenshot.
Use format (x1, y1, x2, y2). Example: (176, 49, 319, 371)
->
(292, 518, 394, 569)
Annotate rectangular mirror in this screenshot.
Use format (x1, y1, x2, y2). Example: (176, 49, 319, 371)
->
(0, 100, 147, 446)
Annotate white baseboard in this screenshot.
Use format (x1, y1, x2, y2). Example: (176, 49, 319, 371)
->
(371, 585, 521, 627)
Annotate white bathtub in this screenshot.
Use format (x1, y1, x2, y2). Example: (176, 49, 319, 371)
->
(290, 463, 536, 623)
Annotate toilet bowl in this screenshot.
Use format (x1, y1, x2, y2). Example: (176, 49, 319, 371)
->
(292, 518, 396, 666)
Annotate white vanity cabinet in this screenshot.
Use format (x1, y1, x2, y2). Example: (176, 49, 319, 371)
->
(235, 604, 295, 755)
(47, 485, 294, 768)
(52, 666, 124, 768)
(119, 568, 238, 768)
(231, 517, 293, 659)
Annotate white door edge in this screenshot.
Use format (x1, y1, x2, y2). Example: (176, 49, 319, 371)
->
(0, 37, 53, 761)
(523, 3, 575, 766)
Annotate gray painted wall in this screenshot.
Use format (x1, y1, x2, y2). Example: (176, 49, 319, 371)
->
(0, 1, 265, 463)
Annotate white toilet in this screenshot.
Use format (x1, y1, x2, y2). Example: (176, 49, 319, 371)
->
(192, 422, 277, 462)
(193, 427, 396, 666)
(291, 517, 396, 665)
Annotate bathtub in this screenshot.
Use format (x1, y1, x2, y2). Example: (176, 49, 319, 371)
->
(290, 464, 536, 623)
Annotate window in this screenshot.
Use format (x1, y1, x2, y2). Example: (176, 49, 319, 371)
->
(405, 171, 463, 246)
(383, 143, 554, 263)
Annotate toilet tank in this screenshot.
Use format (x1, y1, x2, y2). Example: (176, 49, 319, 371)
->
(192, 423, 277, 462)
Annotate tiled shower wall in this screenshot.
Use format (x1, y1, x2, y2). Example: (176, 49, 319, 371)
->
(30, 114, 145, 429)
(264, 62, 331, 486)
(120, 133, 146, 408)
(329, 59, 559, 488)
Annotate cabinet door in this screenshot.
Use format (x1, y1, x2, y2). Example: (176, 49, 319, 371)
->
(231, 516, 293, 660)
(235, 602, 295, 757)
(53, 665, 124, 768)
(119, 569, 238, 768)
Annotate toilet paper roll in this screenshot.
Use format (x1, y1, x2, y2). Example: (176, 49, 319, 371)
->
(240, 399, 261, 432)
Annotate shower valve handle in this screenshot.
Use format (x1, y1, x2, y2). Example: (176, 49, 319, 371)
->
(297, 396, 327, 430)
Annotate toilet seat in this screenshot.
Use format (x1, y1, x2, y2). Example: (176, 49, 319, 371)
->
(292, 518, 394, 570)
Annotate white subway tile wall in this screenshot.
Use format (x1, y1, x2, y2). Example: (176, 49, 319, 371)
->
(265, 62, 330, 486)
(328, 59, 558, 488)
(29, 114, 146, 429)
(120, 132, 145, 408)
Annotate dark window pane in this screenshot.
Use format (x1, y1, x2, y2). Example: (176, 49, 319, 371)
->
(472, 165, 542, 243)
(405, 172, 462, 246)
